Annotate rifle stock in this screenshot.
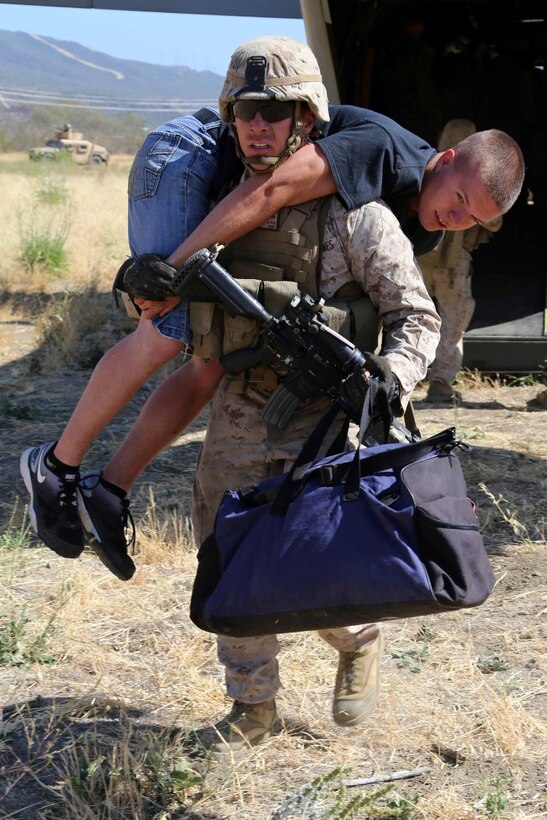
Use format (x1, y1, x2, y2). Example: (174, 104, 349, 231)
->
(171, 248, 271, 323)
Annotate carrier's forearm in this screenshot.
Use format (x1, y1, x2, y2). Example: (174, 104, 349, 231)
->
(166, 144, 336, 268)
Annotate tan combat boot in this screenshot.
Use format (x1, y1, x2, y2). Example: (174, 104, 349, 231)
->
(332, 632, 383, 726)
(426, 380, 461, 403)
(207, 699, 278, 755)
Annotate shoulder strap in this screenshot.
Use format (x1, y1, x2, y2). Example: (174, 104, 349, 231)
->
(270, 403, 346, 515)
(270, 383, 394, 515)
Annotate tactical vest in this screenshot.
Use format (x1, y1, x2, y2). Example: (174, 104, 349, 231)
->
(189, 196, 379, 361)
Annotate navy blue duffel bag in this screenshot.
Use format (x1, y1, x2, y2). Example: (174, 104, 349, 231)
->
(190, 403, 495, 638)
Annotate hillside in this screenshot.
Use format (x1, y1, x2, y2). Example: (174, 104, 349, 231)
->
(0, 30, 225, 152)
(0, 29, 223, 107)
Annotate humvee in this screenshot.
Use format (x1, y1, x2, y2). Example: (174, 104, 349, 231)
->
(29, 124, 109, 165)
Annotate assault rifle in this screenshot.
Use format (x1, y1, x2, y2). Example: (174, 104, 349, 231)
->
(164, 247, 379, 433)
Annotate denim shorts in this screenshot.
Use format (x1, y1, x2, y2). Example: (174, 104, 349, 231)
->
(127, 110, 221, 344)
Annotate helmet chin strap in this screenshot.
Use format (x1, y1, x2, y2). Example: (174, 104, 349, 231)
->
(232, 102, 310, 174)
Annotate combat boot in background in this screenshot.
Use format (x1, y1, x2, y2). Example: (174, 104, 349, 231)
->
(425, 380, 462, 403)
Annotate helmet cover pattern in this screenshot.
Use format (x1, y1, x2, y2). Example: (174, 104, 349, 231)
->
(219, 35, 330, 123)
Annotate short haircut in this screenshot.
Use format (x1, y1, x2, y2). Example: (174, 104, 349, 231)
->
(453, 130, 525, 213)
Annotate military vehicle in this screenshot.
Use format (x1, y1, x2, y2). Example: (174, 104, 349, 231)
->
(29, 124, 110, 165)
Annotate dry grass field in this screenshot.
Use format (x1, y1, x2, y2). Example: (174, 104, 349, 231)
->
(0, 154, 545, 819)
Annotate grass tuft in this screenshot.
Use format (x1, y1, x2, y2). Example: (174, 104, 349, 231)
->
(17, 206, 71, 274)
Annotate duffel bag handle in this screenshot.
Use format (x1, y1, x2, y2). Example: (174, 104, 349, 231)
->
(271, 384, 392, 515)
(271, 403, 346, 515)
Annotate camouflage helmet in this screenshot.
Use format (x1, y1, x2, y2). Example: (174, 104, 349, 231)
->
(219, 36, 330, 123)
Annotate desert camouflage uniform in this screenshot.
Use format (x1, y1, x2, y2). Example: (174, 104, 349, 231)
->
(419, 219, 502, 387)
(193, 197, 440, 704)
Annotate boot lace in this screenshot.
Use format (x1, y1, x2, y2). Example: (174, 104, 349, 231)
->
(339, 652, 363, 695)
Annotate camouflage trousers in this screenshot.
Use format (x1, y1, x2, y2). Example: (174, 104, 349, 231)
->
(421, 248, 475, 386)
(192, 375, 380, 704)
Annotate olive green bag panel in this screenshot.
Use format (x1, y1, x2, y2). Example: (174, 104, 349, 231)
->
(322, 296, 380, 354)
(350, 296, 380, 353)
(323, 295, 379, 353)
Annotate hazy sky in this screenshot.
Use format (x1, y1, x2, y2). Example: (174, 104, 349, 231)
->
(0, 4, 307, 75)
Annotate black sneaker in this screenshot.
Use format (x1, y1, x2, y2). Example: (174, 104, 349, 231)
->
(20, 442, 85, 558)
(78, 471, 136, 581)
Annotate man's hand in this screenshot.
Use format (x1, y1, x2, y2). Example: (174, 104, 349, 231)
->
(119, 254, 179, 301)
(363, 353, 397, 393)
(134, 295, 181, 319)
(339, 354, 400, 416)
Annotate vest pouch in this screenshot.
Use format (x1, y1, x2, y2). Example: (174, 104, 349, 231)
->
(262, 281, 301, 317)
(218, 277, 262, 354)
(222, 280, 306, 355)
(223, 314, 261, 355)
(190, 303, 223, 359)
(321, 303, 351, 336)
(225, 259, 284, 282)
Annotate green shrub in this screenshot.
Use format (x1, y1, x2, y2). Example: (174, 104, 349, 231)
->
(17, 207, 70, 274)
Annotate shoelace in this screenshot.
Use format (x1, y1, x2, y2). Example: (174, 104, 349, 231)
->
(56, 479, 80, 523)
(339, 653, 362, 694)
(78, 471, 137, 555)
(120, 498, 136, 555)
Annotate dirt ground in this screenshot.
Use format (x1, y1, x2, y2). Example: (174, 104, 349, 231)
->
(0, 293, 545, 819)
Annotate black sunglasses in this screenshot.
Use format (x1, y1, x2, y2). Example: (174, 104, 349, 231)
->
(232, 100, 296, 123)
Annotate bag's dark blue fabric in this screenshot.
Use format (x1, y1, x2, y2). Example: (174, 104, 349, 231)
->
(190, 408, 495, 638)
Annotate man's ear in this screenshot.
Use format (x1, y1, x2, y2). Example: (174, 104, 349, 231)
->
(302, 108, 317, 134)
(439, 147, 456, 166)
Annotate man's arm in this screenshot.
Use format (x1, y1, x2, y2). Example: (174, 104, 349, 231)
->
(166, 143, 336, 268)
(339, 200, 441, 405)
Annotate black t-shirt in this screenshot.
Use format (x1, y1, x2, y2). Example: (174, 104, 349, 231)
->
(318, 106, 440, 255)
(215, 104, 442, 256)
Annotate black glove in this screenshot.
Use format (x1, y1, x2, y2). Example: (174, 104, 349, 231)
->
(116, 252, 232, 304)
(339, 353, 400, 420)
(119, 254, 179, 302)
(364, 353, 399, 398)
